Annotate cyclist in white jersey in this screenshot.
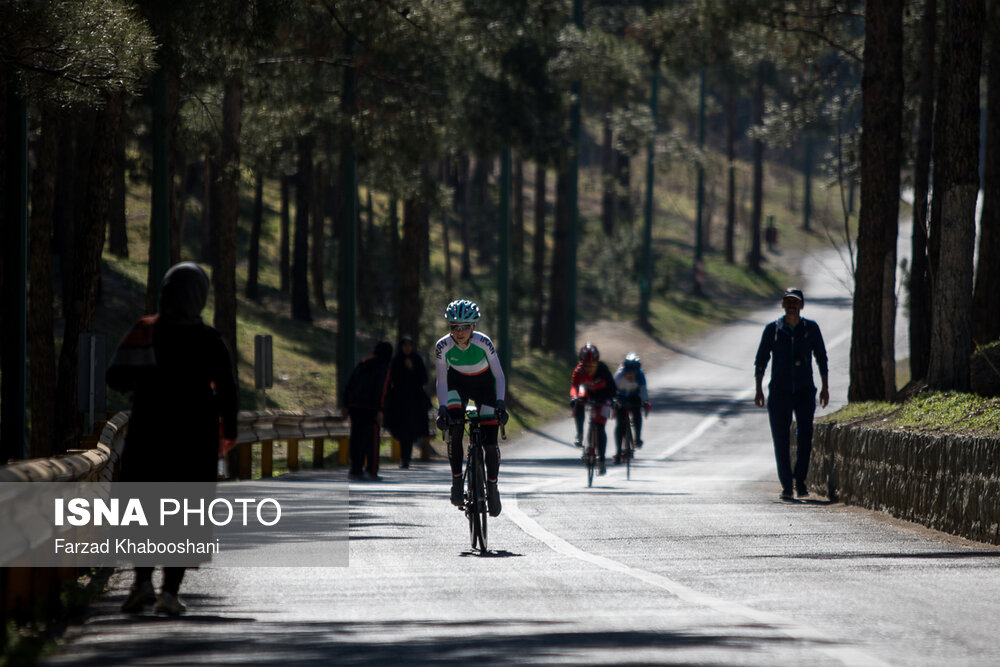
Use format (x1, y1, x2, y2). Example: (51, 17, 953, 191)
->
(435, 299, 507, 516)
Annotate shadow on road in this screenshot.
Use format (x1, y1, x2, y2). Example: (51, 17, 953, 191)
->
(46, 615, 819, 666)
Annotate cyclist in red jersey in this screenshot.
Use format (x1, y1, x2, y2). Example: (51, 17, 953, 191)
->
(569, 342, 617, 475)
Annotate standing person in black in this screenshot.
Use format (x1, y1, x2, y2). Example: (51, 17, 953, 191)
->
(342, 341, 392, 481)
(754, 287, 829, 500)
(386, 334, 432, 469)
(108, 262, 238, 615)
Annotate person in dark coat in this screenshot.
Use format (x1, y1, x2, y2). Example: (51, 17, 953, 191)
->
(107, 262, 238, 615)
(386, 334, 432, 469)
(341, 341, 392, 481)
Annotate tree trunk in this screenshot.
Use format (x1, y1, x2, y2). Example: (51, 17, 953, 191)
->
(848, 0, 904, 401)
(530, 164, 547, 349)
(166, 69, 182, 266)
(513, 155, 524, 270)
(459, 154, 472, 280)
(440, 162, 453, 296)
(201, 158, 214, 267)
(213, 73, 242, 363)
(28, 106, 60, 458)
(389, 195, 400, 290)
(544, 171, 570, 353)
(52, 116, 77, 318)
(246, 170, 264, 301)
(358, 185, 373, 321)
(601, 103, 615, 237)
(927, 0, 984, 390)
(108, 112, 128, 258)
(972, 0, 1000, 347)
(65, 111, 96, 314)
(473, 156, 492, 266)
(292, 138, 313, 322)
(725, 80, 737, 264)
(54, 93, 124, 453)
(280, 174, 291, 293)
(398, 196, 427, 343)
(748, 64, 765, 273)
(311, 163, 327, 312)
(909, 0, 937, 381)
(616, 150, 631, 226)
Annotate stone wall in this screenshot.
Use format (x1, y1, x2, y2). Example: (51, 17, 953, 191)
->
(807, 422, 1000, 545)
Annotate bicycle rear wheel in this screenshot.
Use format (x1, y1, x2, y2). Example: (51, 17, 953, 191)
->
(622, 417, 633, 480)
(586, 424, 596, 487)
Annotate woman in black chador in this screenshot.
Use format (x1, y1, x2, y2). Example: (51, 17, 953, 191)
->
(385, 334, 432, 468)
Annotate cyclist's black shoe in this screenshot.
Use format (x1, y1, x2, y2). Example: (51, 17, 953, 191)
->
(487, 482, 502, 517)
(450, 476, 463, 506)
(574, 435, 583, 447)
(613, 454, 622, 465)
(598, 459, 607, 475)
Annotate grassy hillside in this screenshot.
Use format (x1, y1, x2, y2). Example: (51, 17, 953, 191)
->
(98, 149, 851, 436)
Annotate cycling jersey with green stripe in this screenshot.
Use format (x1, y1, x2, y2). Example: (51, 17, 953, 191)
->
(434, 331, 506, 408)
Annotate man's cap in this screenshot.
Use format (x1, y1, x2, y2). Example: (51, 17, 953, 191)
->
(782, 287, 804, 303)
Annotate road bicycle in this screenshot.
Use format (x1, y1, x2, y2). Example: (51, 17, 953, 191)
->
(582, 400, 608, 488)
(444, 404, 505, 554)
(618, 402, 636, 481)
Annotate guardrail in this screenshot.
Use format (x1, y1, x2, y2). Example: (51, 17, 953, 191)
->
(0, 408, 433, 632)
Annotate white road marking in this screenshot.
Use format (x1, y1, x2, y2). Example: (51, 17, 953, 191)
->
(507, 334, 889, 666)
(506, 494, 891, 666)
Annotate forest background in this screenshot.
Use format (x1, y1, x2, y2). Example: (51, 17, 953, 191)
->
(2, 0, 999, 465)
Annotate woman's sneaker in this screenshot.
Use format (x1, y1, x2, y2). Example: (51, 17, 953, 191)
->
(120, 581, 155, 613)
(450, 476, 463, 506)
(154, 592, 186, 616)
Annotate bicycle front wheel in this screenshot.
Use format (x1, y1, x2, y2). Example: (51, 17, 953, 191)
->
(468, 446, 488, 552)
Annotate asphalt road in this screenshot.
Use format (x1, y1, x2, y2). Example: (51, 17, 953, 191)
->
(45, 242, 1000, 666)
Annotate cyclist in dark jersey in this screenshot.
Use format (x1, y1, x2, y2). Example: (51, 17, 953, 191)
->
(435, 299, 507, 516)
(569, 342, 616, 475)
(613, 352, 650, 463)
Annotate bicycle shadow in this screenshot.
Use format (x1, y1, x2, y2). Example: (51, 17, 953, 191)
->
(459, 549, 524, 559)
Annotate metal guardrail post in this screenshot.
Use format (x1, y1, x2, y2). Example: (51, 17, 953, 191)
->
(287, 438, 299, 471)
(237, 444, 252, 480)
(261, 440, 273, 478)
(312, 438, 324, 468)
(337, 437, 349, 465)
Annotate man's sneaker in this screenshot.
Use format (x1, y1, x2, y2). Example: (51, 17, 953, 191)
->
(364, 471, 383, 481)
(450, 476, 463, 506)
(153, 592, 186, 616)
(574, 435, 583, 447)
(636, 439, 643, 448)
(120, 581, 155, 613)
(795, 482, 809, 498)
(348, 471, 364, 481)
(486, 482, 502, 517)
(780, 488, 794, 500)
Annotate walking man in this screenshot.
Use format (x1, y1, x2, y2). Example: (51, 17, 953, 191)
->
(754, 287, 829, 500)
